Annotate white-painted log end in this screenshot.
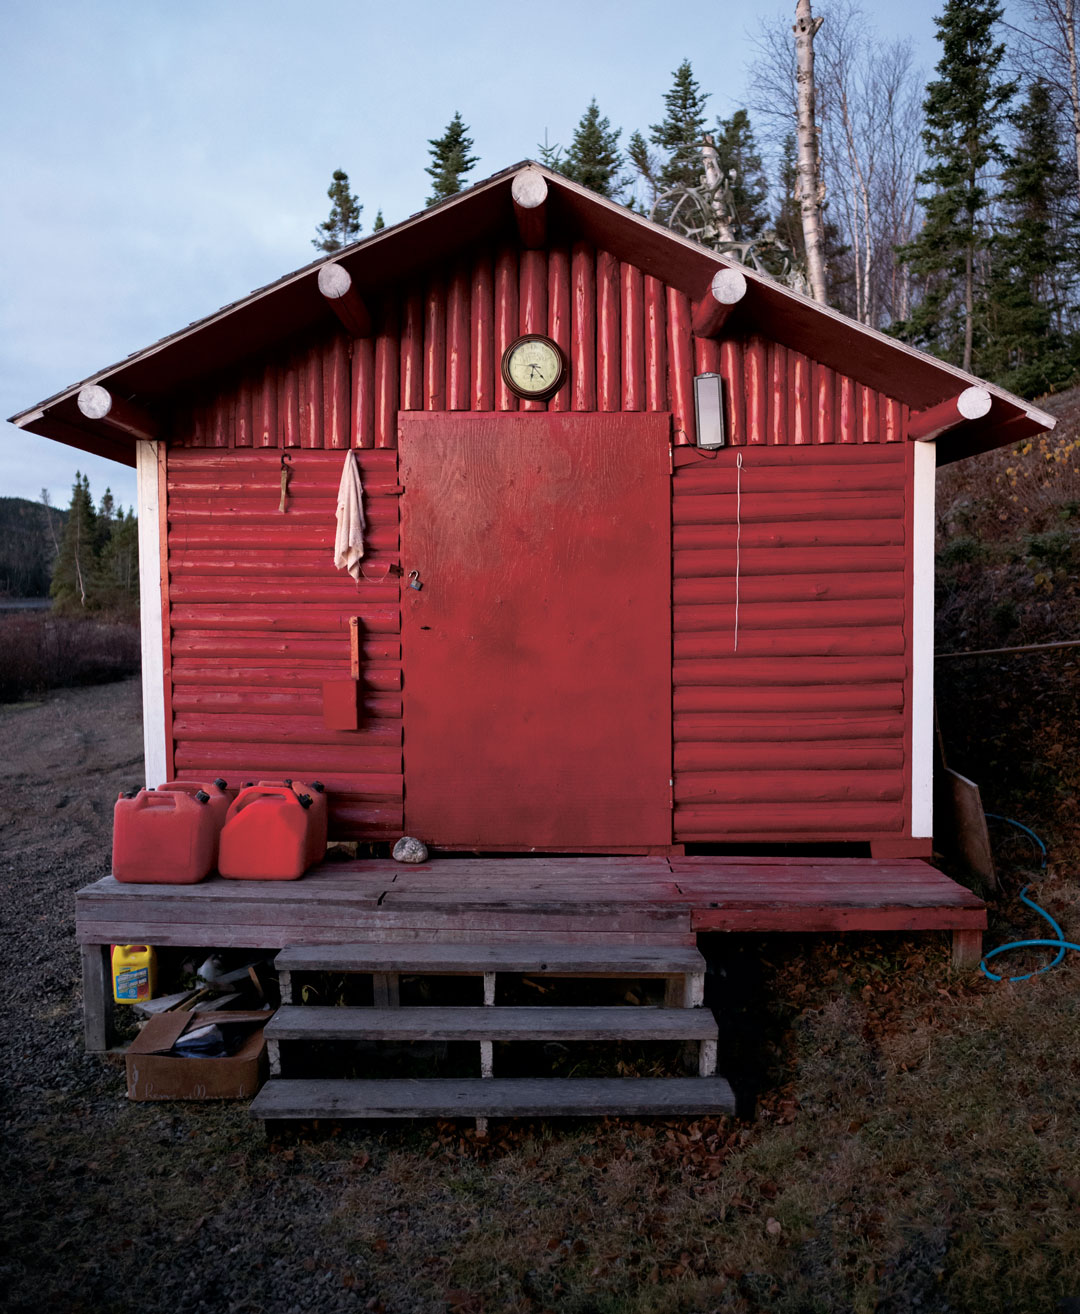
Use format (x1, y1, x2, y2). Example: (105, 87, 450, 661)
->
(317, 262, 352, 300)
(958, 386, 992, 421)
(78, 384, 113, 421)
(710, 266, 748, 306)
(512, 167, 548, 210)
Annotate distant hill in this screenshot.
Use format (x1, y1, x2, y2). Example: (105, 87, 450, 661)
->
(0, 497, 67, 599)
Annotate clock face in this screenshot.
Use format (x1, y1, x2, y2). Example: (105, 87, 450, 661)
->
(501, 335, 567, 400)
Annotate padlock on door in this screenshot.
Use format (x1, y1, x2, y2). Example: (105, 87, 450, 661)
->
(408, 570, 423, 591)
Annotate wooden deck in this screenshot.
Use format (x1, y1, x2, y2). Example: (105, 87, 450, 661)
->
(76, 855, 986, 947)
(76, 855, 985, 1051)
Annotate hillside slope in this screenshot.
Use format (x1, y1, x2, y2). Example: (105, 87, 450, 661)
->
(0, 497, 66, 598)
(935, 386, 1080, 859)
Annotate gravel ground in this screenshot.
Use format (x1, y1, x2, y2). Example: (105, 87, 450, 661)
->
(6, 678, 1076, 1314)
(0, 680, 399, 1314)
(0, 679, 744, 1314)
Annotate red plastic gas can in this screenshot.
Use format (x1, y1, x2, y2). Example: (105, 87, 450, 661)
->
(113, 788, 217, 884)
(157, 778, 230, 865)
(258, 779, 328, 868)
(218, 784, 315, 881)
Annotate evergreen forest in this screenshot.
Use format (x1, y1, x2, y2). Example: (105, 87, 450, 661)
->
(314, 0, 1080, 402)
(0, 477, 139, 611)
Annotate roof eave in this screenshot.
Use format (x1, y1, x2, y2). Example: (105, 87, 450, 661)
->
(10, 160, 1057, 462)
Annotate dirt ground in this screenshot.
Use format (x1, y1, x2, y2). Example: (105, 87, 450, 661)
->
(2, 678, 1079, 1314)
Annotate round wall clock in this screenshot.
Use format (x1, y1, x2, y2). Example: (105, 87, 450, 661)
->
(501, 334, 567, 401)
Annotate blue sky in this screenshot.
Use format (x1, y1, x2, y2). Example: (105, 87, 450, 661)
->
(1, 0, 946, 514)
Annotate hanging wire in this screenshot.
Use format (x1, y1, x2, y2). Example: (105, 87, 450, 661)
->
(733, 452, 743, 653)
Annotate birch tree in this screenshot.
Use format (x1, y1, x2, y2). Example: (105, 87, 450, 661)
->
(816, 9, 923, 325)
(793, 0, 828, 302)
(748, 1, 923, 324)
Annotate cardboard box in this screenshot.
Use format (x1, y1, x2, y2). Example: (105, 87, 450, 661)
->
(125, 1009, 271, 1101)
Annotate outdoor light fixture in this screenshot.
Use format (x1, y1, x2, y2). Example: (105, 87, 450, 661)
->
(693, 373, 726, 449)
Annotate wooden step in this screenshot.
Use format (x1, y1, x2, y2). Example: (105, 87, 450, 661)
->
(274, 941, 706, 976)
(251, 1075, 736, 1120)
(266, 1004, 716, 1043)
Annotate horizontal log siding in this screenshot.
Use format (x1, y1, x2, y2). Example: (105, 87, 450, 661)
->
(166, 448, 402, 841)
(671, 443, 910, 843)
(170, 247, 906, 453)
(165, 240, 911, 847)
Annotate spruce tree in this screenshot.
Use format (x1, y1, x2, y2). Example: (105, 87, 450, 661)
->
(425, 113, 478, 204)
(559, 100, 625, 198)
(537, 132, 562, 170)
(626, 130, 659, 212)
(51, 473, 98, 612)
(712, 110, 770, 240)
(95, 486, 116, 557)
(773, 133, 806, 260)
(984, 78, 1079, 395)
(650, 60, 710, 195)
(897, 0, 1017, 372)
(372, 209, 386, 232)
(312, 170, 363, 253)
(99, 508, 140, 612)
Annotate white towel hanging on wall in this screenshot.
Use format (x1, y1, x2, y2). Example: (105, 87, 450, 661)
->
(333, 450, 366, 581)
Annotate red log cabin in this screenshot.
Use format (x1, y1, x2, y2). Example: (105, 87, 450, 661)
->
(12, 163, 1056, 1116)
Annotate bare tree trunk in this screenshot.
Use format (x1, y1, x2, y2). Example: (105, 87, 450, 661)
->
(836, 82, 875, 323)
(964, 243, 974, 375)
(701, 135, 737, 243)
(793, 0, 828, 303)
(1066, 0, 1080, 200)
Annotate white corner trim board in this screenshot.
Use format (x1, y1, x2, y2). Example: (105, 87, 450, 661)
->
(136, 440, 167, 788)
(911, 440, 935, 838)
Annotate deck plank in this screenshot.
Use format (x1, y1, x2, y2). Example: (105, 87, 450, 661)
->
(692, 906, 986, 932)
(275, 942, 705, 974)
(76, 856, 984, 949)
(266, 1005, 717, 1042)
(76, 920, 697, 948)
(251, 1076, 737, 1119)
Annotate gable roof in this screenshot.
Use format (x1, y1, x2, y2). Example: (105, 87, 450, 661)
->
(10, 160, 1054, 466)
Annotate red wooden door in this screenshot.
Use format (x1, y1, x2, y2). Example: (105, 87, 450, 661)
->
(400, 412, 672, 850)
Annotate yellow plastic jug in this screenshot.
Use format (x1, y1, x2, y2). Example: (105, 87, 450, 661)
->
(111, 944, 157, 1004)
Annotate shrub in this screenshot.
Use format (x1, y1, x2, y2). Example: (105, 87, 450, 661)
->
(1024, 528, 1076, 569)
(0, 613, 139, 703)
(937, 535, 982, 566)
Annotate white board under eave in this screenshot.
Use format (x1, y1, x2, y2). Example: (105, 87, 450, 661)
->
(911, 440, 936, 838)
(136, 440, 167, 788)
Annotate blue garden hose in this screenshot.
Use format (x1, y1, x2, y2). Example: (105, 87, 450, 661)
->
(975, 816, 1076, 980)
(980, 886, 1080, 981)
(983, 814, 1048, 869)
(978, 816, 1079, 981)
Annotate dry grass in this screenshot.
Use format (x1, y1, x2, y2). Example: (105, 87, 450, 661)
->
(6, 399, 1080, 1313)
(286, 891, 1080, 1314)
(936, 387, 1080, 857)
(17, 892, 1079, 1314)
